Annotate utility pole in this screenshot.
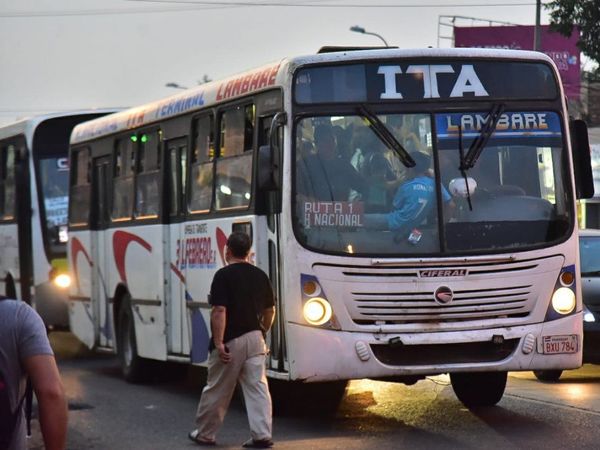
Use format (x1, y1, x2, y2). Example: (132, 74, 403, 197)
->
(533, 0, 542, 51)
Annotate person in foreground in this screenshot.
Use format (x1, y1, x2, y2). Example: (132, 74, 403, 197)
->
(0, 298, 68, 450)
(189, 232, 276, 448)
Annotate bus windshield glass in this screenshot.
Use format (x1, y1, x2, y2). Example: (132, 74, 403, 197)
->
(293, 110, 571, 256)
(39, 156, 70, 250)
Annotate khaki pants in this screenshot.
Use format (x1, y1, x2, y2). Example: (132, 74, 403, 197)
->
(195, 330, 272, 442)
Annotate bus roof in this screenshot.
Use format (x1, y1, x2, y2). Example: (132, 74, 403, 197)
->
(70, 47, 555, 145)
(0, 109, 122, 143)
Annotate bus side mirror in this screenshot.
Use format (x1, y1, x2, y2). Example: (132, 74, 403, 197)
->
(258, 145, 277, 190)
(570, 119, 594, 199)
(257, 112, 286, 191)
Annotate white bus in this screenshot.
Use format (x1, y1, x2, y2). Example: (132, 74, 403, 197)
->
(0, 111, 117, 328)
(68, 48, 593, 408)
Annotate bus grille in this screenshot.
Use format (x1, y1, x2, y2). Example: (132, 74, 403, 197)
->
(313, 255, 563, 327)
(351, 285, 532, 324)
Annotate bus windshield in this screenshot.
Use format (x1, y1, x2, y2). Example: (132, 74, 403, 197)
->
(293, 110, 572, 256)
(39, 156, 70, 251)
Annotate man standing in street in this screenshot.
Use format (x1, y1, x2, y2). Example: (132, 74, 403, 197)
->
(189, 232, 276, 448)
(0, 298, 68, 450)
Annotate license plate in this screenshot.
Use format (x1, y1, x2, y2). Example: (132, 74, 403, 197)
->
(538, 335, 578, 354)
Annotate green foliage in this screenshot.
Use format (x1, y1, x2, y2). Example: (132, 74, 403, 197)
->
(546, 0, 600, 65)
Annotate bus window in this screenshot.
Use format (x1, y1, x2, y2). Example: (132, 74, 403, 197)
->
(69, 147, 91, 226)
(189, 115, 214, 213)
(167, 139, 186, 217)
(112, 137, 135, 220)
(215, 105, 254, 210)
(135, 131, 160, 218)
(0, 145, 16, 220)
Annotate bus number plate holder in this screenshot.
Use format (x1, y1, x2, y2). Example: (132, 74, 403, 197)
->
(538, 334, 578, 354)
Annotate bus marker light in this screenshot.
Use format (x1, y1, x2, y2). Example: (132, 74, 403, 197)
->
(355, 341, 370, 361)
(302, 280, 320, 297)
(53, 274, 71, 289)
(522, 333, 535, 354)
(551, 287, 575, 315)
(560, 271, 574, 286)
(303, 297, 332, 326)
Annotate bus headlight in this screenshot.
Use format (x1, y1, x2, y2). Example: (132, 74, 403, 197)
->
(303, 297, 332, 326)
(551, 287, 576, 315)
(53, 274, 71, 289)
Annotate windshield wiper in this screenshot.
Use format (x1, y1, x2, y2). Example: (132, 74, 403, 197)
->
(357, 105, 415, 168)
(459, 103, 505, 171)
(457, 124, 474, 211)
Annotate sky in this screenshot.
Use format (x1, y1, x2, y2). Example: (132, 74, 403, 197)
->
(0, 0, 558, 126)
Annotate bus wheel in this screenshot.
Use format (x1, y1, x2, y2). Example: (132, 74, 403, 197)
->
(450, 371, 507, 408)
(269, 379, 348, 416)
(117, 296, 149, 383)
(533, 370, 563, 382)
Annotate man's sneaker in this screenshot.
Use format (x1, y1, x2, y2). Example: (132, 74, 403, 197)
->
(241, 438, 274, 448)
(188, 429, 216, 446)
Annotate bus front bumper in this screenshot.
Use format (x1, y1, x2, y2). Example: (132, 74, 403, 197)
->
(285, 313, 582, 382)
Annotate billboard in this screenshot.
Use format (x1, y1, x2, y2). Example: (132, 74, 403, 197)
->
(454, 25, 580, 99)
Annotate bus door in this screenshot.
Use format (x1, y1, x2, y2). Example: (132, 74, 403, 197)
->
(165, 137, 188, 354)
(90, 155, 112, 348)
(14, 141, 33, 305)
(256, 114, 286, 372)
(0, 140, 26, 301)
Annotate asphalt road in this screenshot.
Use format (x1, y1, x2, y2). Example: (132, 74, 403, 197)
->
(26, 332, 600, 449)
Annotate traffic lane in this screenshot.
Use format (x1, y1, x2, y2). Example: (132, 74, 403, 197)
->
(47, 332, 600, 449)
(57, 358, 600, 450)
(508, 365, 600, 412)
(341, 376, 599, 449)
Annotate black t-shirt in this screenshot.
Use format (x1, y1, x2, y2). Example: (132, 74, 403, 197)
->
(209, 262, 275, 348)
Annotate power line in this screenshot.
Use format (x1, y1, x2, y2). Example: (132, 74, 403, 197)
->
(0, 5, 234, 18)
(129, 0, 540, 7)
(0, 0, 334, 17)
(0, 1, 544, 18)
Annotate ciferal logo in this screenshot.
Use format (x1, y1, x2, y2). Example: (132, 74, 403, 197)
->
(420, 269, 467, 277)
(434, 286, 454, 305)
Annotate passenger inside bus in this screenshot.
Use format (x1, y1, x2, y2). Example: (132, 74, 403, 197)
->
(364, 151, 452, 236)
(296, 124, 368, 201)
(360, 137, 402, 212)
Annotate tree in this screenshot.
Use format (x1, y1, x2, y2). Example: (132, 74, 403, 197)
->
(546, 0, 600, 68)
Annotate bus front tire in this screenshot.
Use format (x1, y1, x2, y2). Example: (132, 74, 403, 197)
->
(533, 370, 563, 382)
(450, 371, 507, 408)
(117, 297, 150, 383)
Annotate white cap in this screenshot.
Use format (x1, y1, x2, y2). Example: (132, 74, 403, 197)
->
(449, 177, 477, 197)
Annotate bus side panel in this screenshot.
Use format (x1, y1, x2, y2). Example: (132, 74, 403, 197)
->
(68, 230, 95, 348)
(108, 225, 167, 361)
(182, 216, 257, 365)
(172, 218, 214, 363)
(165, 220, 185, 355)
